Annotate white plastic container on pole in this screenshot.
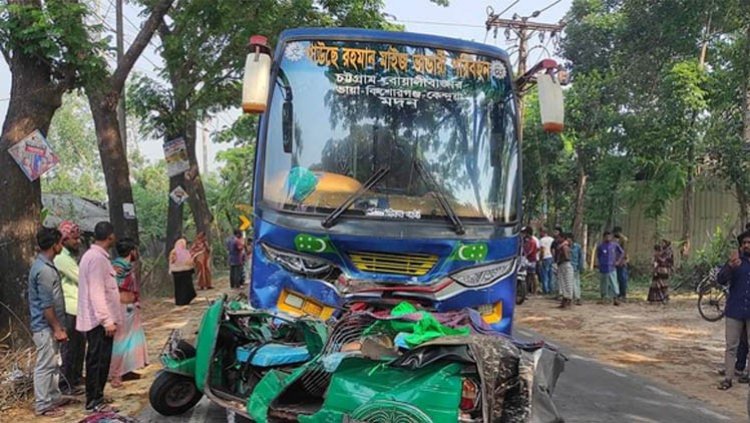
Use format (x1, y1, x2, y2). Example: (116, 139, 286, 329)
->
(537, 73, 564, 133)
(242, 35, 272, 114)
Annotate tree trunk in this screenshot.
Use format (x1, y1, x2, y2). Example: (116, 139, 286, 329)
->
(737, 183, 749, 230)
(84, 0, 173, 243)
(572, 158, 588, 243)
(88, 91, 139, 242)
(182, 120, 214, 242)
(0, 47, 66, 335)
(165, 171, 185, 256)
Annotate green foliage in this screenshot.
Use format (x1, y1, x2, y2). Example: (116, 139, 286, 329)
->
(43, 94, 106, 199)
(131, 158, 170, 241)
(0, 1, 107, 83)
(212, 143, 256, 227)
(673, 221, 736, 288)
(530, 0, 719, 240)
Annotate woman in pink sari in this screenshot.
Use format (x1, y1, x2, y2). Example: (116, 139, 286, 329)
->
(169, 238, 196, 306)
(109, 238, 148, 388)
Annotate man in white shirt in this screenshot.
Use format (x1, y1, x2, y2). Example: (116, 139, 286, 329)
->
(539, 229, 555, 294)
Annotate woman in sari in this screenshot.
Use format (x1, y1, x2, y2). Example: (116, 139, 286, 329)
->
(190, 232, 212, 290)
(170, 238, 196, 306)
(109, 238, 148, 388)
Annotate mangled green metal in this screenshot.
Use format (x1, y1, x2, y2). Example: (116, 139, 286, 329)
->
(194, 296, 225, 392)
(364, 302, 470, 348)
(298, 358, 463, 423)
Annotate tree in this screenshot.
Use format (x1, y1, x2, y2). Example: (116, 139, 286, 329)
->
(130, 0, 445, 252)
(0, 0, 104, 332)
(83, 0, 174, 243)
(43, 94, 106, 199)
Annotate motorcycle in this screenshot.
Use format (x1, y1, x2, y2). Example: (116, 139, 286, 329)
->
(516, 258, 529, 305)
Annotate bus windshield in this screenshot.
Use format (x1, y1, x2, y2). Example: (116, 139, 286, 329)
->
(261, 39, 518, 224)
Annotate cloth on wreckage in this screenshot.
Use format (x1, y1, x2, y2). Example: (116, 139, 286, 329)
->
(363, 302, 470, 347)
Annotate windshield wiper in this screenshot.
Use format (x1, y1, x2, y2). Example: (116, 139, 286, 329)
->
(413, 159, 465, 235)
(321, 166, 390, 229)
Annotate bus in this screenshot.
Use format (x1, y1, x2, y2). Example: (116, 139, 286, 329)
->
(241, 27, 563, 334)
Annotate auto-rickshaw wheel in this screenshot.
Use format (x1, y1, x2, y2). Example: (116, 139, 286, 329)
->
(149, 371, 203, 416)
(350, 400, 434, 423)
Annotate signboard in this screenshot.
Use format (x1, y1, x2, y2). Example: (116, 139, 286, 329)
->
(7, 130, 59, 181)
(170, 185, 189, 205)
(239, 214, 251, 231)
(163, 137, 190, 177)
(287, 41, 508, 110)
(123, 203, 136, 220)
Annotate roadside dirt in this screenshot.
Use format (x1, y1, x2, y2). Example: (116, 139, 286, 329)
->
(516, 293, 746, 418)
(1, 277, 232, 422)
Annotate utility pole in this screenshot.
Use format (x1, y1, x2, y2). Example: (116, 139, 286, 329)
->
(116, 0, 127, 155)
(485, 9, 565, 225)
(202, 122, 209, 175)
(485, 15, 566, 140)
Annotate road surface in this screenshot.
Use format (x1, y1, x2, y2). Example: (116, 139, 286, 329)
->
(139, 327, 740, 422)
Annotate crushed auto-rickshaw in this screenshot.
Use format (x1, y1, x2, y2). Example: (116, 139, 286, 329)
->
(149, 295, 565, 422)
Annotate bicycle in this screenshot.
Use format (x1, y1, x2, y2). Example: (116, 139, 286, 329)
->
(696, 266, 728, 322)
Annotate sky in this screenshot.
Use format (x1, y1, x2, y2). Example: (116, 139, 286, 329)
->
(0, 0, 571, 172)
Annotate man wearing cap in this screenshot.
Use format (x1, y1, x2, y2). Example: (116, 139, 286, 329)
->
(717, 230, 750, 391)
(55, 221, 86, 395)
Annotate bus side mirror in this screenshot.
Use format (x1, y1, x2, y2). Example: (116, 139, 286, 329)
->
(537, 73, 564, 133)
(242, 35, 272, 114)
(283, 100, 293, 153)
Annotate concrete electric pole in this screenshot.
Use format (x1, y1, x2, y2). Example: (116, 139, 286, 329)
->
(116, 0, 127, 155)
(485, 13, 566, 140)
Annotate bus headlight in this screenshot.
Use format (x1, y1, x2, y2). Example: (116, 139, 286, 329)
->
(261, 243, 333, 277)
(450, 259, 516, 287)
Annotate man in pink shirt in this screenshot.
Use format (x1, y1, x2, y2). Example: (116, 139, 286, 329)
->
(76, 221, 120, 413)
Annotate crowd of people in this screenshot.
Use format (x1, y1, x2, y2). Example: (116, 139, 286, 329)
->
(28, 222, 148, 417)
(521, 225, 675, 308)
(26, 220, 252, 418)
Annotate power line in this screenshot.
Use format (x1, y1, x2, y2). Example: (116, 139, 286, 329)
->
(100, 0, 163, 71)
(387, 18, 486, 29)
(487, 0, 520, 21)
(536, 0, 563, 17)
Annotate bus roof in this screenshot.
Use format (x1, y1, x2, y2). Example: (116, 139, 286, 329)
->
(277, 27, 510, 62)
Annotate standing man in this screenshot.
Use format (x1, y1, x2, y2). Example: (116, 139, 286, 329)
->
(55, 221, 86, 395)
(226, 230, 245, 289)
(555, 234, 574, 308)
(539, 229, 555, 295)
(522, 227, 539, 295)
(77, 222, 120, 413)
(28, 227, 68, 417)
(613, 226, 629, 301)
(568, 233, 584, 305)
(717, 231, 750, 391)
(596, 231, 623, 305)
(552, 226, 563, 297)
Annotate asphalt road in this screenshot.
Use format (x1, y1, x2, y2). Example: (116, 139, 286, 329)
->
(513, 327, 739, 423)
(139, 328, 741, 423)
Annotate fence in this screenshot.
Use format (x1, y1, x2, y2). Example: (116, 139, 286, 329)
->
(619, 179, 740, 266)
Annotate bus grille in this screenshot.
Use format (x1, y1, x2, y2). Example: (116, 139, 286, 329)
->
(348, 251, 438, 276)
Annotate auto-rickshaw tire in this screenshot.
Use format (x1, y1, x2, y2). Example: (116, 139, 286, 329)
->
(174, 340, 197, 359)
(149, 371, 203, 416)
